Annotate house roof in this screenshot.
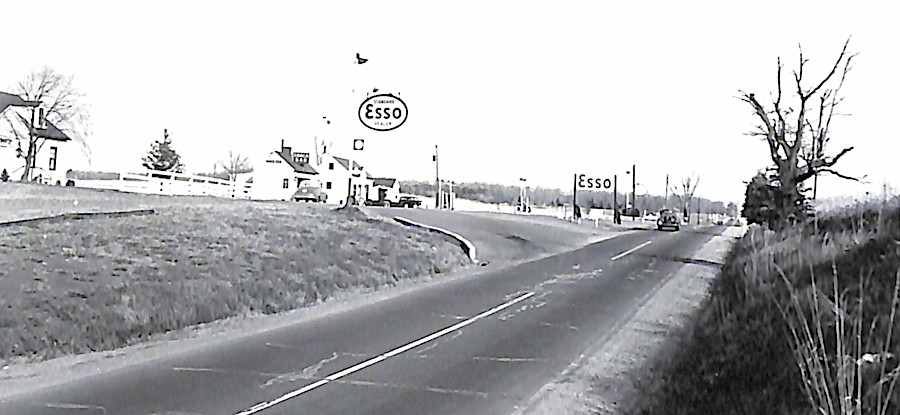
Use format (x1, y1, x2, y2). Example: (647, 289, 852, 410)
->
(373, 178, 397, 188)
(277, 148, 318, 175)
(17, 113, 72, 141)
(333, 156, 363, 171)
(0, 92, 40, 113)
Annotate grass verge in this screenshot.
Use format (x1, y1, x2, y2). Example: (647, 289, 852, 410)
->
(634, 198, 900, 414)
(0, 184, 471, 366)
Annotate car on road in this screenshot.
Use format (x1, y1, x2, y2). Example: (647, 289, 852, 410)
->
(293, 185, 326, 203)
(657, 209, 681, 231)
(392, 196, 422, 208)
(622, 207, 640, 217)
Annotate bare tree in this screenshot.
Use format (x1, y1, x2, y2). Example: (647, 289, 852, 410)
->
(0, 67, 91, 181)
(217, 151, 253, 182)
(739, 38, 861, 226)
(670, 173, 700, 220)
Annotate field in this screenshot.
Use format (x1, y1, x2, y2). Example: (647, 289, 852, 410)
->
(0, 182, 471, 365)
(636, 198, 900, 414)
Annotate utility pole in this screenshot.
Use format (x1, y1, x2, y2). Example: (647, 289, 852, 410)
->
(434, 145, 440, 209)
(664, 174, 669, 209)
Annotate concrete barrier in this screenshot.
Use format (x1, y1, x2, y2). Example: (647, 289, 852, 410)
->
(394, 216, 479, 264)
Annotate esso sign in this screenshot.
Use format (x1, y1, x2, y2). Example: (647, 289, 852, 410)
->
(359, 93, 408, 131)
(577, 174, 612, 189)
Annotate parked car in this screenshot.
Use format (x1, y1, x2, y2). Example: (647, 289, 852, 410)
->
(392, 196, 422, 208)
(657, 209, 681, 231)
(622, 207, 640, 217)
(293, 185, 326, 203)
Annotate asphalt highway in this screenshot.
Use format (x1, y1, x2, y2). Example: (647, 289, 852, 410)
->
(3, 217, 723, 415)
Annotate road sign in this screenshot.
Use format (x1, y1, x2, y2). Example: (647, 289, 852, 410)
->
(359, 93, 408, 131)
(576, 173, 613, 190)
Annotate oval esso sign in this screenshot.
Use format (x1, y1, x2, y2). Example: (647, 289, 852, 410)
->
(359, 94, 408, 131)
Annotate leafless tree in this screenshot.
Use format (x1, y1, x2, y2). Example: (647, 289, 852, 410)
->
(739, 38, 861, 224)
(0, 67, 91, 181)
(670, 173, 700, 219)
(217, 151, 253, 182)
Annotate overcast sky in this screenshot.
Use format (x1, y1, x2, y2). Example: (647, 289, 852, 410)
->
(1, 1, 897, 204)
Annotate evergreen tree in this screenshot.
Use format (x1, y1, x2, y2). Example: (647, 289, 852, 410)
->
(142, 129, 184, 173)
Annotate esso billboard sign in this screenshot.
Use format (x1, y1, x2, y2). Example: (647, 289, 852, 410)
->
(359, 93, 408, 132)
(577, 174, 612, 189)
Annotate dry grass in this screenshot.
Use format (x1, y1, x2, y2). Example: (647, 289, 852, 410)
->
(0, 183, 471, 365)
(635, 197, 900, 414)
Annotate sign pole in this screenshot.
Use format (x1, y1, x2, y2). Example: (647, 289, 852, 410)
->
(434, 145, 440, 209)
(613, 174, 618, 225)
(632, 164, 637, 220)
(572, 173, 577, 222)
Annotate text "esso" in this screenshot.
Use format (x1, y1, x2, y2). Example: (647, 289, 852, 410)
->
(359, 94, 408, 132)
(577, 174, 612, 189)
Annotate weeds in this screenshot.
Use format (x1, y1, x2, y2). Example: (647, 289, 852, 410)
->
(638, 200, 900, 414)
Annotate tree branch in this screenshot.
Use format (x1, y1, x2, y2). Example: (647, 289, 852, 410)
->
(818, 168, 865, 182)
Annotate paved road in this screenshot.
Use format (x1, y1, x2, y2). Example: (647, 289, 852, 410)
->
(3, 216, 723, 415)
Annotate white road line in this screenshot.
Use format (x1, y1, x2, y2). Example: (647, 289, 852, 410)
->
(234, 291, 536, 415)
(44, 402, 107, 412)
(610, 241, 652, 261)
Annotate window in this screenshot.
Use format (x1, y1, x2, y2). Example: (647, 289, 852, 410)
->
(329, 162, 334, 170)
(283, 178, 289, 189)
(326, 182, 332, 189)
(48, 146, 57, 171)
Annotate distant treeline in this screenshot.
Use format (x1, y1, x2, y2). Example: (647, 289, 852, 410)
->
(399, 180, 732, 214)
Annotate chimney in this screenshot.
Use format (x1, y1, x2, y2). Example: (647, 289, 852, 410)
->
(281, 139, 284, 150)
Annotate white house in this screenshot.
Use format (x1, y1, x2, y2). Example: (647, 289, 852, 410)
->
(0, 116, 76, 185)
(252, 141, 319, 201)
(316, 154, 374, 205)
(1, 92, 79, 184)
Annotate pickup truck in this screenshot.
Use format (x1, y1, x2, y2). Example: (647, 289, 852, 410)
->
(391, 196, 422, 208)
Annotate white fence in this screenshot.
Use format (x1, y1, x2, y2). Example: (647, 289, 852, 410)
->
(74, 170, 253, 199)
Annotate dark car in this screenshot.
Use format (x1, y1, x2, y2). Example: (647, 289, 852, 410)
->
(622, 207, 640, 217)
(657, 209, 681, 231)
(293, 185, 326, 203)
(392, 196, 422, 208)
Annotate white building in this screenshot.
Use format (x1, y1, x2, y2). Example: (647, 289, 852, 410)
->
(251, 142, 320, 201)
(0, 115, 76, 185)
(316, 154, 375, 205)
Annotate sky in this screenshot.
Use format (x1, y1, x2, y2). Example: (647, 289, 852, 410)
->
(1, 1, 897, 205)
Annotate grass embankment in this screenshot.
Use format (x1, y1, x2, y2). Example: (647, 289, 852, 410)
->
(0, 184, 470, 366)
(637, 199, 900, 414)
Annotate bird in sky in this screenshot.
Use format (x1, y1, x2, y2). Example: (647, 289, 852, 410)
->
(356, 53, 368, 64)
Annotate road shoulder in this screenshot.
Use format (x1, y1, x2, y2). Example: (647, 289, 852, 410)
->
(513, 225, 747, 415)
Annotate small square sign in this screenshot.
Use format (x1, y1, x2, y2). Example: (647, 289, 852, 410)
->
(353, 139, 364, 151)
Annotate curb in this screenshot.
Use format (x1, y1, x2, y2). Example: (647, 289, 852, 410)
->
(0, 209, 156, 227)
(394, 216, 478, 264)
